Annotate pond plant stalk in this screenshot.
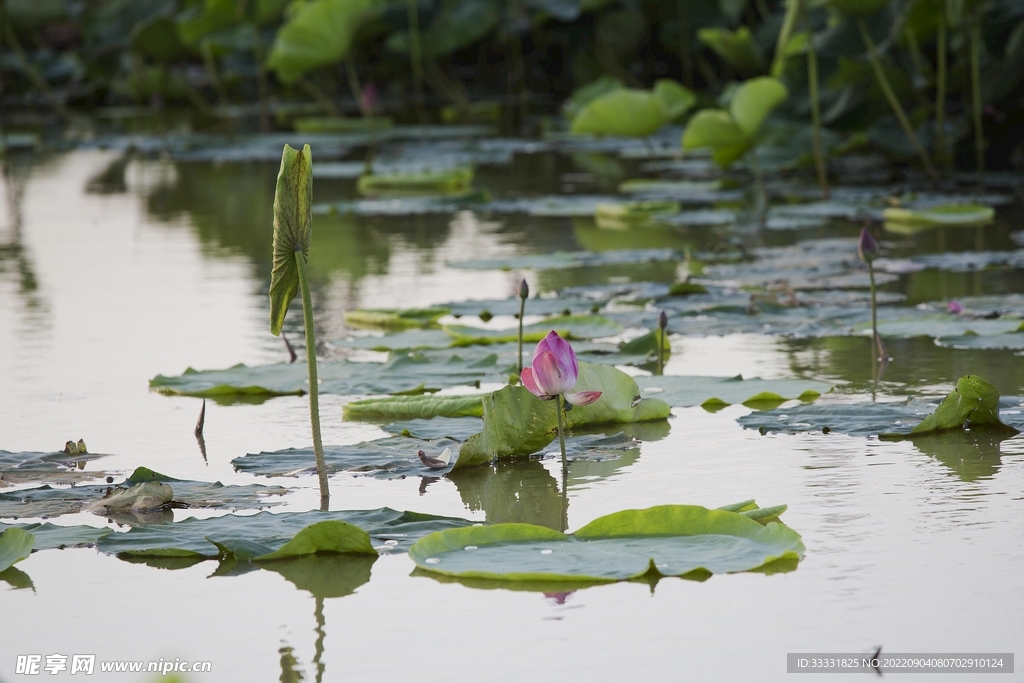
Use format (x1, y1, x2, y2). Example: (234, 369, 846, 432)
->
(269, 144, 330, 510)
(856, 19, 939, 185)
(858, 225, 887, 363)
(517, 278, 528, 375)
(658, 310, 668, 375)
(799, 0, 829, 198)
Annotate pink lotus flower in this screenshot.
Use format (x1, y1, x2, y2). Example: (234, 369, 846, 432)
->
(520, 331, 602, 406)
(948, 300, 964, 315)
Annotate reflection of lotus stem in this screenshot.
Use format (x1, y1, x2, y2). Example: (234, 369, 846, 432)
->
(970, 16, 984, 182)
(555, 394, 568, 475)
(407, 0, 425, 124)
(295, 251, 330, 510)
(313, 596, 325, 683)
(867, 259, 881, 360)
(936, 17, 948, 173)
(857, 19, 939, 185)
(800, 1, 829, 199)
(517, 298, 525, 374)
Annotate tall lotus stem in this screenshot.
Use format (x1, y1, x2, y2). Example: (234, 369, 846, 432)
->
(517, 278, 528, 375)
(800, 1, 829, 198)
(657, 310, 668, 375)
(270, 145, 329, 510)
(936, 15, 949, 173)
(858, 226, 886, 362)
(555, 393, 568, 485)
(856, 19, 939, 185)
(970, 14, 984, 183)
(407, 0, 425, 124)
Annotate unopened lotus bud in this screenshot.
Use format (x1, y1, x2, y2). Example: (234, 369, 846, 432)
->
(519, 278, 529, 300)
(857, 227, 880, 263)
(64, 440, 78, 455)
(948, 300, 963, 315)
(659, 310, 668, 330)
(77, 439, 87, 453)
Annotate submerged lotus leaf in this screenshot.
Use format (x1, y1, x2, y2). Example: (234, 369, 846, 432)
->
(448, 249, 679, 271)
(883, 204, 995, 227)
(97, 508, 477, 561)
(234, 436, 463, 479)
(881, 376, 1019, 440)
(0, 527, 34, 572)
(344, 394, 486, 421)
(635, 375, 831, 408)
(457, 362, 671, 468)
(150, 350, 504, 399)
(443, 315, 621, 345)
(409, 504, 804, 582)
(570, 89, 670, 138)
(356, 167, 474, 196)
(382, 417, 485, 440)
(269, 144, 313, 336)
(0, 467, 290, 519)
(344, 307, 450, 331)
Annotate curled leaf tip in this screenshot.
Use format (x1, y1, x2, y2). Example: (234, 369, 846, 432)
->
(269, 144, 314, 336)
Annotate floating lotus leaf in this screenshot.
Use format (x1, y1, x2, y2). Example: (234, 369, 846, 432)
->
(356, 168, 474, 197)
(0, 527, 34, 572)
(96, 508, 477, 561)
(0, 467, 290, 520)
(0, 450, 113, 488)
(293, 117, 394, 134)
(234, 436, 463, 479)
(457, 362, 671, 468)
(449, 249, 680, 271)
(635, 375, 831, 408)
(443, 315, 621, 345)
(0, 523, 111, 550)
(344, 394, 486, 421)
(150, 350, 504, 399)
(594, 201, 680, 229)
(344, 307, 450, 331)
(883, 204, 995, 228)
(382, 417, 485, 440)
(409, 504, 804, 582)
(880, 376, 1019, 440)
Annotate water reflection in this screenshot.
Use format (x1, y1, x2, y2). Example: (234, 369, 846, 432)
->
(0, 154, 49, 329)
(448, 458, 565, 531)
(909, 430, 1012, 482)
(787, 335, 1024, 397)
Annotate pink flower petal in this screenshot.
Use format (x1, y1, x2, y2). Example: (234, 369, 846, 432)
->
(537, 331, 578, 385)
(520, 367, 543, 397)
(534, 349, 574, 396)
(565, 391, 602, 406)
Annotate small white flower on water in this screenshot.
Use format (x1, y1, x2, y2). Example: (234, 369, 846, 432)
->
(540, 549, 553, 555)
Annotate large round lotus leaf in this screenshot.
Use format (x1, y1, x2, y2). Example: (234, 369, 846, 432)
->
(267, 0, 377, 83)
(571, 89, 669, 138)
(408, 505, 804, 582)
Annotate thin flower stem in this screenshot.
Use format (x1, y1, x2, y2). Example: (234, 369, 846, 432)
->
(800, 0, 829, 199)
(868, 259, 881, 361)
(517, 296, 525, 374)
(555, 393, 568, 476)
(295, 250, 330, 510)
(657, 328, 665, 375)
(857, 19, 939, 185)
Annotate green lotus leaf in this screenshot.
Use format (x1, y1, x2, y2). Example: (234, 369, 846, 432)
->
(409, 504, 804, 582)
(97, 508, 477, 561)
(269, 144, 312, 337)
(343, 394, 486, 421)
(0, 527, 34, 572)
(697, 26, 766, 74)
(881, 375, 1019, 440)
(593, 201, 680, 229)
(457, 362, 671, 468)
(254, 521, 376, 560)
(729, 77, 788, 138)
(266, 0, 378, 83)
(681, 110, 751, 167)
(652, 79, 697, 120)
(634, 375, 832, 408)
(561, 76, 624, 120)
(344, 307, 450, 331)
(356, 168, 474, 197)
(0, 523, 111, 551)
(882, 204, 995, 227)
(442, 315, 621, 345)
(570, 89, 670, 138)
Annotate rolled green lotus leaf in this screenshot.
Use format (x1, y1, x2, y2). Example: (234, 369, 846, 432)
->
(83, 482, 173, 514)
(0, 527, 34, 573)
(270, 144, 313, 337)
(882, 204, 995, 228)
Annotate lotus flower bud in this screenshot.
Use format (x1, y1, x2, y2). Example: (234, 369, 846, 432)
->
(659, 310, 668, 330)
(948, 301, 963, 315)
(519, 278, 529, 300)
(857, 227, 880, 263)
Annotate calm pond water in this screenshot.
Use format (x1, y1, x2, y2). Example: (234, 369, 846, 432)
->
(1, 142, 1022, 682)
